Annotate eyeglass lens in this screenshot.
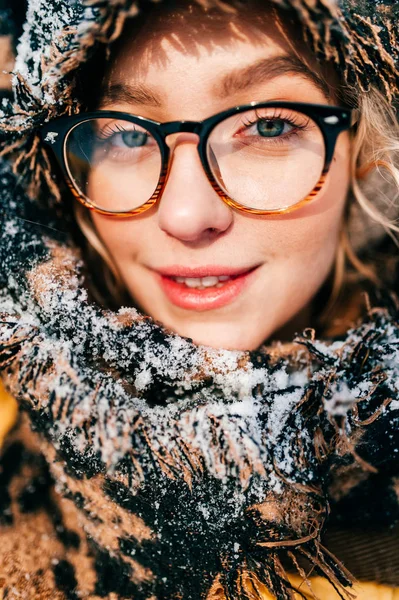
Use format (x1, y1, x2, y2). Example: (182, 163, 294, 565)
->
(65, 107, 325, 213)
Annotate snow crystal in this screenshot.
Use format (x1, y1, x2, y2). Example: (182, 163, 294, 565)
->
(309, 339, 343, 359)
(325, 382, 359, 416)
(267, 385, 304, 443)
(134, 368, 153, 391)
(4, 220, 18, 237)
(389, 400, 399, 411)
(44, 131, 59, 144)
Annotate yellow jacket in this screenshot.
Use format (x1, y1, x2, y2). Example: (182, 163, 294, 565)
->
(0, 381, 397, 600)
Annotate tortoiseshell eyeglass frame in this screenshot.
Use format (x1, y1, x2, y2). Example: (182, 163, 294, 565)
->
(40, 101, 358, 218)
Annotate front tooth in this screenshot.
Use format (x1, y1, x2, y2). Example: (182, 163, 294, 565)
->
(201, 276, 220, 287)
(185, 278, 202, 288)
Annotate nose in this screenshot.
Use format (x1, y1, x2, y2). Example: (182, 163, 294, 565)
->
(157, 133, 233, 242)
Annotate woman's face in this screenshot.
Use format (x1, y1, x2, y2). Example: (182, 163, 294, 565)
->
(90, 3, 351, 351)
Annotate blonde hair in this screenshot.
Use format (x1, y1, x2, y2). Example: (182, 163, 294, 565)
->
(325, 87, 399, 316)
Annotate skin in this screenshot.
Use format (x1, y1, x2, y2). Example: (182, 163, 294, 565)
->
(88, 2, 351, 351)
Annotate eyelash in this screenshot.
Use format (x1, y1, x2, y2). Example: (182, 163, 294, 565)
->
(96, 123, 136, 141)
(239, 109, 310, 138)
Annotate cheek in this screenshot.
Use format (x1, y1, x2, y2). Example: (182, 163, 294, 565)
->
(88, 161, 162, 214)
(255, 135, 351, 301)
(90, 214, 143, 264)
(280, 132, 350, 249)
(87, 170, 137, 214)
(88, 172, 115, 208)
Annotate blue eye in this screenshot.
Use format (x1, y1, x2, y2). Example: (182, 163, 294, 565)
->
(114, 130, 148, 148)
(257, 119, 289, 137)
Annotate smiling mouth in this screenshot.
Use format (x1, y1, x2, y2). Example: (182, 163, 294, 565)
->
(169, 274, 235, 289)
(153, 266, 259, 311)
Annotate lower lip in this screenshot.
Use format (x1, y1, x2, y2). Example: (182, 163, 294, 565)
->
(155, 269, 257, 311)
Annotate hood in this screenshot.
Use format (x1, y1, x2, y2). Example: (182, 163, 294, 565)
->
(0, 2, 398, 599)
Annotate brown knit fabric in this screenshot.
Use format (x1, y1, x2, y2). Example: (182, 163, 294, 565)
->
(1, 415, 399, 599)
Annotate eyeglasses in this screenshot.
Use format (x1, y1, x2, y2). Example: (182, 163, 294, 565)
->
(40, 101, 357, 218)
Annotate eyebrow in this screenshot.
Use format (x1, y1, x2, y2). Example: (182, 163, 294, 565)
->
(99, 82, 163, 108)
(100, 54, 331, 109)
(214, 55, 331, 100)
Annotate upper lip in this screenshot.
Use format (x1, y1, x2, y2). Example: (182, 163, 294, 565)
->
(152, 265, 260, 278)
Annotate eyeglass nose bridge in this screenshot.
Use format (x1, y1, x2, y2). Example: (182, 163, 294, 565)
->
(156, 120, 212, 192)
(159, 120, 204, 138)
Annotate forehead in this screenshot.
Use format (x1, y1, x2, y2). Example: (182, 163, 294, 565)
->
(100, 1, 334, 114)
(106, 0, 317, 76)
(109, 3, 297, 73)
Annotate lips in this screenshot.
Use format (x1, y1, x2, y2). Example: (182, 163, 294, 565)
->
(152, 265, 259, 311)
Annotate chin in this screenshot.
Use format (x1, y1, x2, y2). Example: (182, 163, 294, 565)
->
(164, 319, 270, 351)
